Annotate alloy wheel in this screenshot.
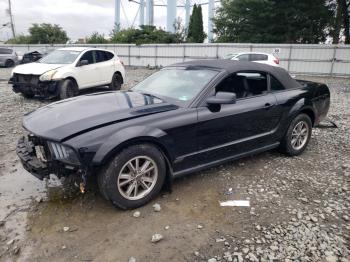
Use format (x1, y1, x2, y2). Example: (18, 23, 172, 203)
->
(291, 121, 309, 151)
(117, 156, 158, 200)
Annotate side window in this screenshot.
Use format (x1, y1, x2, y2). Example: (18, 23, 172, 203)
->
(215, 72, 264, 99)
(105, 51, 114, 60)
(270, 75, 285, 91)
(95, 51, 107, 63)
(80, 51, 94, 64)
(237, 54, 249, 61)
(0, 48, 12, 54)
(237, 72, 268, 97)
(250, 54, 268, 61)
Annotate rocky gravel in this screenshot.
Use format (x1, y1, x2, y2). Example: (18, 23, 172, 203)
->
(0, 68, 349, 261)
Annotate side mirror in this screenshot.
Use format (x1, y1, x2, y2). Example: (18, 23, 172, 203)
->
(77, 60, 89, 67)
(206, 92, 236, 105)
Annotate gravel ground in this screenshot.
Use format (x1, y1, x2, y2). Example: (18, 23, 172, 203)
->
(0, 68, 349, 262)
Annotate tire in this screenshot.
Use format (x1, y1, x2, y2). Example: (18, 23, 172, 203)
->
(280, 113, 312, 156)
(5, 60, 15, 68)
(59, 79, 76, 100)
(98, 144, 166, 209)
(21, 91, 35, 99)
(109, 73, 123, 91)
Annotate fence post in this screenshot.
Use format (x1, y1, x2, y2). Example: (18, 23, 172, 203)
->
(128, 45, 131, 66)
(216, 44, 219, 59)
(183, 44, 186, 62)
(287, 45, 293, 72)
(155, 45, 158, 67)
(330, 46, 337, 77)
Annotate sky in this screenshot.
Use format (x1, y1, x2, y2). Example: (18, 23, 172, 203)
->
(0, 0, 211, 41)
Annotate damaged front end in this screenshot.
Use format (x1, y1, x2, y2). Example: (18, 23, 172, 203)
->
(16, 133, 88, 192)
(9, 73, 60, 98)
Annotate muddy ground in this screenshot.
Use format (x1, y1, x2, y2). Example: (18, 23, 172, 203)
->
(0, 68, 349, 262)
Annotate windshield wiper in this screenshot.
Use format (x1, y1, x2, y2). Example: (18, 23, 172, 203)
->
(138, 91, 162, 100)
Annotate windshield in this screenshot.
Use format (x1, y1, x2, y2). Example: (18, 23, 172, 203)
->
(132, 68, 218, 103)
(39, 50, 81, 64)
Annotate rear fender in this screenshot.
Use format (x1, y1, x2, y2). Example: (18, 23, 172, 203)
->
(282, 99, 315, 133)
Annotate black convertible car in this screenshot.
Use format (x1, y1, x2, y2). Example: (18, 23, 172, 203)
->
(17, 60, 330, 209)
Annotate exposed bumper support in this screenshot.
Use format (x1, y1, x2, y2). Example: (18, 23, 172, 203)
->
(16, 136, 49, 180)
(9, 77, 60, 98)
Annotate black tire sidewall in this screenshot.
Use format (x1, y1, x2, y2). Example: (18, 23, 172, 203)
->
(21, 91, 35, 99)
(283, 114, 312, 156)
(100, 144, 166, 209)
(59, 79, 75, 99)
(5, 60, 14, 68)
(110, 73, 122, 91)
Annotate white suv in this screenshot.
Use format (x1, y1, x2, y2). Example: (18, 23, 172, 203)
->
(9, 47, 125, 99)
(224, 52, 280, 67)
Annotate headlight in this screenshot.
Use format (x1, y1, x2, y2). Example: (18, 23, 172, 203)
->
(39, 70, 57, 81)
(48, 142, 80, 165)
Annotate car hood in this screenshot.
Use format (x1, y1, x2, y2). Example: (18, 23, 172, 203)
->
(23, 91, 178, 142)
(13, 62, 64, 75)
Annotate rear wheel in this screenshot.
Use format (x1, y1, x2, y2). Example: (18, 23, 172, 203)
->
(59, 79, 76, 100)
(5, 60, 15, 68)
(98, 144, 166, 209)
(109, 73, 123, 91)
(280, 114, 312, 156)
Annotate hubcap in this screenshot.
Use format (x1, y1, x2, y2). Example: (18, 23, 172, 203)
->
(291, 121, 309, 150)
(117, 156, 158, 200)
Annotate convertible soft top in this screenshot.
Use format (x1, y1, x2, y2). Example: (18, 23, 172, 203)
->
(169, 59, 300, 90)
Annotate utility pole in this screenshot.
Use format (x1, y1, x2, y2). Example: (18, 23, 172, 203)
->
(146, 0, 154, 26)
(115, 0, 121, 32)
(8, 0, 16, 38)
(208, 0, 214, 42)
(140, 0, 145, 26)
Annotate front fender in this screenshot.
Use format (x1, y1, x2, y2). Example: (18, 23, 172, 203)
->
(92, 126, 174, 166)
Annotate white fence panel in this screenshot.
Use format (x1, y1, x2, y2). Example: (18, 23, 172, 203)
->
(1, 43, 350, 76)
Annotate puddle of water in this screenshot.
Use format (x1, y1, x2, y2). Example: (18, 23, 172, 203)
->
(0, 164, 46, 221)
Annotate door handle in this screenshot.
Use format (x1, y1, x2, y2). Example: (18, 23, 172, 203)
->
(264, 103, 273, 109)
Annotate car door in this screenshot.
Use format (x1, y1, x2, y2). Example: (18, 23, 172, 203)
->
(74, 50, 100, 88)
(195, 71, 281, 163)
(94, 50, 115, 85)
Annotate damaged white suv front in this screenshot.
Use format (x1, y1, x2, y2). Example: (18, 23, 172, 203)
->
(9, 47, 125, 99)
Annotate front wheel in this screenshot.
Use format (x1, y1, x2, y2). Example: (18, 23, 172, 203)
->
(59, 79, 76, 100)
(98, 144, 166, 209)
(109, 73, 123, 91)
(280, 113, 312, 156)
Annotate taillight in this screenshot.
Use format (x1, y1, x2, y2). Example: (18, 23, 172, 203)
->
(274, 59, 280, 64)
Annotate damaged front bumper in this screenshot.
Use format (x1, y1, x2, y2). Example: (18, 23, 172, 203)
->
(16, 135, 84, 181)
(16, 136, 49, 180)
(9, 74, 60, 98)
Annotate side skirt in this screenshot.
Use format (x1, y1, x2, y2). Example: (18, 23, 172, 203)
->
(173, 142, 280, 178)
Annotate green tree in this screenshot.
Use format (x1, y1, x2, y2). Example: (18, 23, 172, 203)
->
(110, 25, 183, 45)
(29, 23, 69, 44)
(6, 34, 31, 44)
(213, 0, 332, 43)
(338, 0, 350, 43)
(86, 32, 108, 44)
(187, 4, 206, 43)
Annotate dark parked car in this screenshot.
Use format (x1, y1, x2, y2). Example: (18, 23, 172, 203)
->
(16, 60, 330, 209)
(20, 51, 44, 64)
